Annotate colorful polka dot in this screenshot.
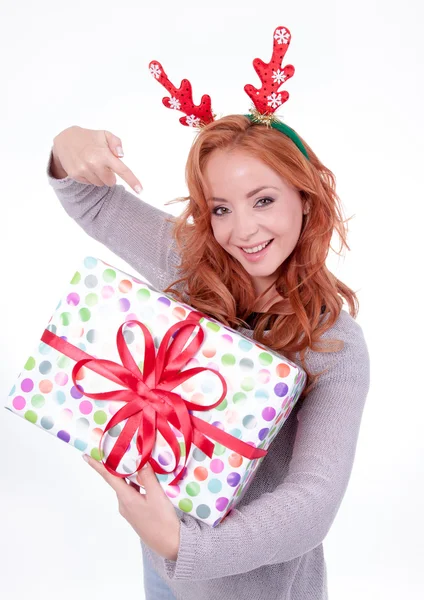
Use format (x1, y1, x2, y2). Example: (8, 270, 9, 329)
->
(208, 479, 222, 493)
(24, 357, 36, 370)
(79, 308, 91, 322)
(258, 427, 269, 441)
(186, 482, 200, 497)
(86, 329, 97, 343)
(257, 369, 271, 384)
(41, 416, 54, 430)
(241, 377, 255, 391)
(274, 382, 289, 397)
(227, 472, 241, 487)
(84, 257, 98, 269)
(101, 285, 114, 299)
(103, 269, 116, 283)
(93, 410, 108, 425)
(262, 406, 276, 421)
(119, 279, 132, 293)
(119, 298, 131, 312)
(21, 378, 34, 393)
(79, 400, 92, 415)
(91, 447, 104, 461)
(85, 293, 98, 306)
(91, 428, 103, 443)
(172, 307, 186, 320)
(258, 352, 273, 366)
(193, 467, 208, 481)
(216, 497, 229, 511)
(75, 439, 88, 452)
(24, 410, 37, 423)
(157, 296, 171, 306)
(137, 288, 151, 302)
(178, 498, 193, 512)
(71, 386, 84, 399)
(201, 345, 216, 358)
(31, 394, 45, 408)
(38, 342, 52, 355)
(55, 372, 68, 386)
(240, 358, 254, 372)
(210, 458, 224, 473)
(242, 414, 257, 429)
(221, 353, 236, 366)
(70, 271, 81, 284)
(196, 505, 211, 519)
(55, 391, 66, 405)
(228, 453, 243, 468)
(57, 355, 71, 368)
(233, 392, 247, 404)
(67, 293, 80, 306)
(39, 361, 52, 375)
(13, 396, 26, 410)
(39, 380, 53, 394)
(276, 363, 291, 378)
(238, 338, 253, 351)
(84, 274, 98, 288)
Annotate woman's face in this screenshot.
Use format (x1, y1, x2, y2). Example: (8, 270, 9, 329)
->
(204, 149, 305, 294)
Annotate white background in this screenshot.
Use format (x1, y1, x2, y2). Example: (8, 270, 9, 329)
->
(1, 1, 423, 598)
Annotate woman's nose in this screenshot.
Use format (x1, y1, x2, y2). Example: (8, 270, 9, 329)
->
(233, 212, 260, 240)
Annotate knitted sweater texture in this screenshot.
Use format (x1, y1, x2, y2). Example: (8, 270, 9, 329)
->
(46, 149, 370, 600)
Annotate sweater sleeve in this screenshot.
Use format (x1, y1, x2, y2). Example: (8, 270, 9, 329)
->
(46, 148, 182, 291)
(162, 313, 370, 580)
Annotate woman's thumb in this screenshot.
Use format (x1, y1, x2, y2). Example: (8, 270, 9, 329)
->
(104, 130, 124, 158)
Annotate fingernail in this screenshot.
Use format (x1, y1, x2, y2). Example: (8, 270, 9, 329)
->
(134, 184, 142, 194)
(82, 454, 90, 462)
(116, 146, 124, 157)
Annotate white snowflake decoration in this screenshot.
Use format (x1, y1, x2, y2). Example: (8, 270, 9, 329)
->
(274, 28, 290, 45)
(169, 97, 181, 110)
(149, 63, 161, 79)
(267, 93, 283, 109)
(272, 69, 287, 84)
(186, 114, 201, 127)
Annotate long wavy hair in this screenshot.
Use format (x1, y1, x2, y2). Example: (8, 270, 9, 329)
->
(164, 115, 359, 396)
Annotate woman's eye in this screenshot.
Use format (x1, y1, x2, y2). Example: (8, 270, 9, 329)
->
(212, 206, 229, 216)
(256, 197, 274, 207)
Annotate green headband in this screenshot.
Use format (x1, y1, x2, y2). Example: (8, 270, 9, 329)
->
(244, 114, 310, 161)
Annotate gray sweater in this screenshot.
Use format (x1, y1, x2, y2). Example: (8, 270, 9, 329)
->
(46, 149, 370, 600)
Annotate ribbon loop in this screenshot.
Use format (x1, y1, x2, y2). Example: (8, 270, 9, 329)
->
(41, 314, 267, 485)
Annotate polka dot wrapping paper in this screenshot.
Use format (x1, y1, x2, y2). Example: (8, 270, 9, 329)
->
(5, 256, 306, 527)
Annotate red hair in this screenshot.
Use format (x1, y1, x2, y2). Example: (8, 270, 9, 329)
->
(164, 115, 359, 395)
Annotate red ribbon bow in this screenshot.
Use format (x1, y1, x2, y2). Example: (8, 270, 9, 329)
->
(41, 313, 267, 485)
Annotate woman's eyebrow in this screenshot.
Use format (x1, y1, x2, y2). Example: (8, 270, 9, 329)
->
(210, 185, 280, 203)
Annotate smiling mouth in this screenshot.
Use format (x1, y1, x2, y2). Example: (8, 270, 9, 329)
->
(240, 239, 273, 254)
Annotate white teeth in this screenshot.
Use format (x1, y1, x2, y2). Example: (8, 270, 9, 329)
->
(242, 240, 272, 254)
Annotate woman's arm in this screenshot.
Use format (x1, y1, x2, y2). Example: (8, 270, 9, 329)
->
(46, 148, 182, 291)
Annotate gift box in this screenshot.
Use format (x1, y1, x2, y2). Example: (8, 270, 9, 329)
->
(5, 256, 306, 526)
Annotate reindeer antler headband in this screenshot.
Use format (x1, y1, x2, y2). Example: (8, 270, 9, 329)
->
(149, 26, 309, 161)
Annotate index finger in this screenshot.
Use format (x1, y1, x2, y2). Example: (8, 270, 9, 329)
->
(83, 453, 128, 494)
(107, 155, 143, 194)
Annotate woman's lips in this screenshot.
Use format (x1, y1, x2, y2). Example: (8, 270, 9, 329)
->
(239, 239, 274, 262)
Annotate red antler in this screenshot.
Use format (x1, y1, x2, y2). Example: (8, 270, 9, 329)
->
(149, 60, 214, 127)
(244, 26, 295, 115)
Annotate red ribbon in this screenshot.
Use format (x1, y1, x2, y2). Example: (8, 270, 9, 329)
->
(41, 313, 267, 485)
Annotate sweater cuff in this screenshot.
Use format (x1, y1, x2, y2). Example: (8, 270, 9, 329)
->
(46, 147, 73, 187)
(163, 514, 199, 580)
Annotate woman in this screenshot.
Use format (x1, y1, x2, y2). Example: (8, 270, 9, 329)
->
(47, 112, 369, 599)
